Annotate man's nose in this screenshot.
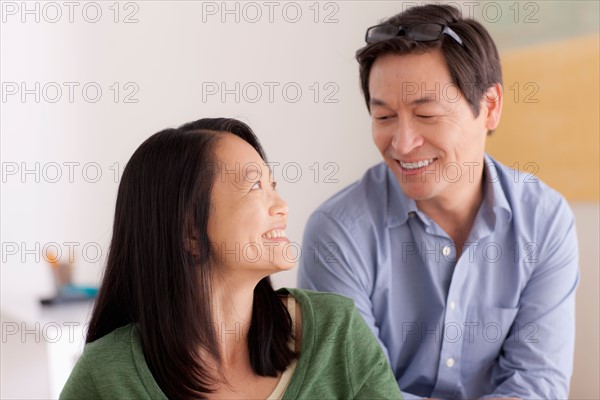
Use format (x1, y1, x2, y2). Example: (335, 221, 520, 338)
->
(391, 119, 424, 155)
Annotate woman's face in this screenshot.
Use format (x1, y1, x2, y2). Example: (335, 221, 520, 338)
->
(208, 134, 295, 277)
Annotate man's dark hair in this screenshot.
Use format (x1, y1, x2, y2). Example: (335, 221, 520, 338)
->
(356, 4, 502, 117)
(86, 118, 296, 399)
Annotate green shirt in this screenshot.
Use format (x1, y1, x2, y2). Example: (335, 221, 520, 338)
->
(60, 288, 402, 399)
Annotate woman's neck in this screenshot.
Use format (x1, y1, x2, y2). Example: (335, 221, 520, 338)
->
(211, 271, 258, 366)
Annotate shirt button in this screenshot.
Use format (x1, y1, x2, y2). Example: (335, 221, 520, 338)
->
(442, 245, 451, 257)
(446, 358, 455, 368)
(449, 301, 456, 310)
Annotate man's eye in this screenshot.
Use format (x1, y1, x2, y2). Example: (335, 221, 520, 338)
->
(374, 116, 396, 123)
(417, 115, 435, 119)
(250, 181, 262, 190)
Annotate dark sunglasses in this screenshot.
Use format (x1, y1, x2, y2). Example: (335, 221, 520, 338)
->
(365, 23, 464, 46)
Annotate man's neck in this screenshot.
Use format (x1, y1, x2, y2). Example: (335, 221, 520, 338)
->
(416, 173, 485, 255)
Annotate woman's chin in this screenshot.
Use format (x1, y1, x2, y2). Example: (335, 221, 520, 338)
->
(273, 260, 297, 272)
(263, 257, 297, 274)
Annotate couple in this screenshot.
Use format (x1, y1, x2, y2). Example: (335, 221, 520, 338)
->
(61, 4, 578, 400)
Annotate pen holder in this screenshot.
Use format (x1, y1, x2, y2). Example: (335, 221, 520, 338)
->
(45, 248, 73, 295)
(52, 261, 73, 295)
(41, 252, 98, 305)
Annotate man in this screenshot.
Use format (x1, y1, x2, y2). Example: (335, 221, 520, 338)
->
(298, 4, 578, 399)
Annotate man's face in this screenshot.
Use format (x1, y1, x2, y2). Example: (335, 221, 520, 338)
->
(368, 49, 499, 206)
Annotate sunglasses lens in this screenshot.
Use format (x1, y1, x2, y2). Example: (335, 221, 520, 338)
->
(409, 24, 443, 41)
(367, 25, 399, 43)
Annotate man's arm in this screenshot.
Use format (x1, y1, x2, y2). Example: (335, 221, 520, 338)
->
(298, 210, 425, 400)
(482, 198, 579, 399)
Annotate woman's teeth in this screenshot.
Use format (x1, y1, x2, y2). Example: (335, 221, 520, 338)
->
(399, 158, 435, 170)
(263, 230, 286, 239)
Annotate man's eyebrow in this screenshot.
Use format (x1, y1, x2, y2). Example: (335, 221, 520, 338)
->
(412, 97, 437, 105)
(369, 97, 389, 107)
(369, 97, 438, 107)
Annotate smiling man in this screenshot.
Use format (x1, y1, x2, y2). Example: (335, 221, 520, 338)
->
(298, 4, 579, 399)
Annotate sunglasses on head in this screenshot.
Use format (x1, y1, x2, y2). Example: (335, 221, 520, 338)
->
(365, 23, 464, 46)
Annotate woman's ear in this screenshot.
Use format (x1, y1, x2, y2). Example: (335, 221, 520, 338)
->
(184, 228, 202, 257)
(482, 83, 503, 131)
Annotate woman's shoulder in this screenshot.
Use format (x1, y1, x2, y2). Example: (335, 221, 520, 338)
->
(61, 324, 166, 399)
(68, 324, 139, 382)
(283, 287, 354, 304)
(280, 288, 402, 399)
(82, 324, 137, 360)
(60, 324, 137, 399)
(282, 288, 356, 320)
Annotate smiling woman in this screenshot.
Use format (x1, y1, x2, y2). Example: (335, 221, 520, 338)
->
(208, 133, 296, 276)
(58, 118, 401, 400)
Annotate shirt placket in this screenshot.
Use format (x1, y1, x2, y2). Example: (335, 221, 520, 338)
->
(431, 243, 468, 397)
(418, 228, 468, 398)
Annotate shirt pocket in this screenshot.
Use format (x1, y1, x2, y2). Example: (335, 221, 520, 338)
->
(461, 305, 519, 371)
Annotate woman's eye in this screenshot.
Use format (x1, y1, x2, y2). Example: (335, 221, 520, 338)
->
(417, 115, 434, 119)
(250, 181, 262, 190)
(271, 181, 277, 190)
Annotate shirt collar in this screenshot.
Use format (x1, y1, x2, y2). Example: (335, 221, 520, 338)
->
(385, 154, 512, 230)
(483, 154, 512, 228)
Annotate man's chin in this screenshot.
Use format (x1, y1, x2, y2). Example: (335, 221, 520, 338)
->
(398, 183, 438, 202)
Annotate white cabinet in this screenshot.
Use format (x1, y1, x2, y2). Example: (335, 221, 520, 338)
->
(1, 297, 94, 399)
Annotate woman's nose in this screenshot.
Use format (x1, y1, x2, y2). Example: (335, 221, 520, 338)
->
(269, 190, 288, 217)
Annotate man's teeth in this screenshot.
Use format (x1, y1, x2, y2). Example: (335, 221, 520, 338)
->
(263, 230, 286, 239)
(400, 159, 435, 170)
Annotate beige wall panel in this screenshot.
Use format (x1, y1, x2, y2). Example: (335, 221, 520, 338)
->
(487, 35, 599, 201)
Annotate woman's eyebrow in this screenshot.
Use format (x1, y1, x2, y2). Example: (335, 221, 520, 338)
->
(239, 162, 271, 183)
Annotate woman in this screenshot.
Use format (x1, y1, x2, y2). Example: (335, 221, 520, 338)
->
(60, 118, 401, 399)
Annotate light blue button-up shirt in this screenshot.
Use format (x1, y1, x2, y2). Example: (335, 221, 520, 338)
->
(298, 155, 578, 399)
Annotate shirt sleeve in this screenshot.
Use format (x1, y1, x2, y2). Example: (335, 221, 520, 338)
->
(298, 211, 425, 399)
(298, 210, 386, 350)
(482, 197, 579, 399)
(345, 305, 403, 399)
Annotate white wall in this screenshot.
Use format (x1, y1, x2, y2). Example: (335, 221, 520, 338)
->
(1, 1, 598, 398)
(570, 203, 600, 400)
(1, 1, 404, 297)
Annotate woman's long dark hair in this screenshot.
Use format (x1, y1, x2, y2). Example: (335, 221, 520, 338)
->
(86, 118, 296, 399)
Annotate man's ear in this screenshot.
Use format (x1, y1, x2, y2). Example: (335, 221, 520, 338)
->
(482, 83, 503, 131)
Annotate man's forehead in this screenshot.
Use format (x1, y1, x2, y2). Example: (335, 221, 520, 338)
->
(371, 50, 452, 80)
